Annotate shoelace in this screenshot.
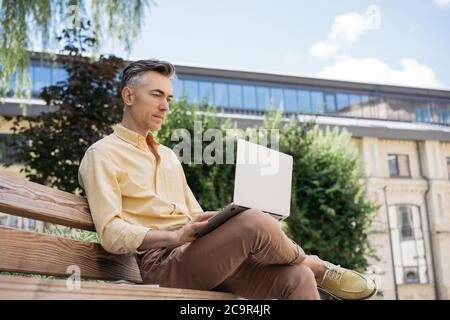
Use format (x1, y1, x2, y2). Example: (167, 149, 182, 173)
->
(320, 262, 344, 285)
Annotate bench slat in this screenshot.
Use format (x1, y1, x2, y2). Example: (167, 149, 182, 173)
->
(0, 172, 94, 230)
(0, 226, 142, 283)
(0, 275, 239, 300)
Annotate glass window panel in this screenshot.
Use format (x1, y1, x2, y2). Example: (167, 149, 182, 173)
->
(52, 67, 68, 85)
(8, 72, 16, 96)
(184, 80, 199, 104)
(298, 90, 311, 113)
(337, 93, 350, 110)
(27, 218, 36, 231)
(243, 85, 256, 109)
(270, 88, 283, 109)
(416, 109, 423, 122)
(388, 154, 399, 176)
(9, 215, 18, 228)
(283, 89, 297, 112)
(389, 204, 428, 284)
(199, 81, 214, 105)
(310, 91, 324, 113)
(228, 84, 243, 108)
(256, 87, 270, 110)
(172, 79, 183, 100)
(438, 110, 447, 125)
(398, 155, 410, 177)
(325, 93, 336, 112)
(214, 82, 229, 107)
(399, 206, 414, 241)
(361, 95, 370, 104)
(349, 94, 362, 106)
(33, 65, 52, 95)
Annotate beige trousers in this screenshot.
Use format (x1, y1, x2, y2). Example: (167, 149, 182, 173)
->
(136, 208, 320, 300)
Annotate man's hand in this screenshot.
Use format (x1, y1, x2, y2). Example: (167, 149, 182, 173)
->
(173, 211, 217, 246)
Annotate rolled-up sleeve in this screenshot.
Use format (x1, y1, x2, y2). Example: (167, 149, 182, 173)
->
(78, 148, 150, 255)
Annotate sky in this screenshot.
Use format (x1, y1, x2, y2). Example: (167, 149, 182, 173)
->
(100, 0, 450, 90)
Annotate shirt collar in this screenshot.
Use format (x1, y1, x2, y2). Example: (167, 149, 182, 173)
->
(113, 123, 160, 151)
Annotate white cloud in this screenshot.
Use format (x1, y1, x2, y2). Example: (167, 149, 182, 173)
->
(328, 12, 370, 44)
(316, 57, 445, 89)
(309, 8, 380, 59)
(434, 0, 450, 10)
(308, 42, 338, 59)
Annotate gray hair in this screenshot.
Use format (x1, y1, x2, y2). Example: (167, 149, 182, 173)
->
(120, 59, 176, 91)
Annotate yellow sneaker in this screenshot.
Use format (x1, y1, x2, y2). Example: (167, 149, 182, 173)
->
(316, 262, 377, 300)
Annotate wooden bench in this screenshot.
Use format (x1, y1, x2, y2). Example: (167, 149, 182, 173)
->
(0, 172, 238, 300)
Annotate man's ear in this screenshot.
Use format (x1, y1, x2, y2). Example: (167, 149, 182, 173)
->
(121, 87, 134, 107)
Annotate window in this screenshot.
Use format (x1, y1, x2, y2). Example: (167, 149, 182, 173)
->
(243, 85, 257, 109)
(214, 82, 229, 107)
(228, 84, 243, 108)
(388, 154, 410, 177)
(324, 93, 336, 112)
(310, 91, 324, 113)
(416, 108, 432, 123)
(199, 81, 214, 105)
(447, 157, 450, 180)
(172, 79, 184, 100)
(298, 90, 311, 113)
(336, 93, 350, 110)
(349, 94, 362, 107)
(184, 80, 199, 104)
(361, 95, 370, 104)
(8, 72, 16, 96)
(256, 87, 270, 110)
(388, 204, 428, 285)
(32, 65, 52, 96)
(270, 88, 283, 109)
(52, 67, 68, 85)
(438, 110, 450, 125)
(398, 206, 414, 241)
(283, 89, 297, 112)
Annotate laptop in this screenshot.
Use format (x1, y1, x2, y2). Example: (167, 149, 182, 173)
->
(194, 138, 293, 237)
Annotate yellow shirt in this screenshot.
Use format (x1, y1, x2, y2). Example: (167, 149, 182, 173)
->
(78, 123, 204, 255)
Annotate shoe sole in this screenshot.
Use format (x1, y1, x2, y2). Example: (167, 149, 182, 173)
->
(318, 286, 377, 300)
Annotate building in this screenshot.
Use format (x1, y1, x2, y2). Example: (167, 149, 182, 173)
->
(1, 54, 449, 299)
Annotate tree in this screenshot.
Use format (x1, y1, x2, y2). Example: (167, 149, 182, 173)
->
(5, 21, 124, 192)
(282, 123, 378, 273)
(0, 0, 150, 101)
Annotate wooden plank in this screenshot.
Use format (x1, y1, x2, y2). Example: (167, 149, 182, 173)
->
(0, 275, 240, 300)
(0, 226, 142, 283)
(0, 172, 94, 230)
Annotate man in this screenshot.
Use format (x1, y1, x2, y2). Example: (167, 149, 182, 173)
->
(78, 59, 377, 300)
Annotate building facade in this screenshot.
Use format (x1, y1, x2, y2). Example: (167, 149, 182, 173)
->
(1, 54, 449, 299)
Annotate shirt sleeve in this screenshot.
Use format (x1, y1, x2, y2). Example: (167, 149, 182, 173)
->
(78, 147, 150, 255)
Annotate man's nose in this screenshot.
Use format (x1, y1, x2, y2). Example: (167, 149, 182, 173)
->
(160, 100, 170, 112)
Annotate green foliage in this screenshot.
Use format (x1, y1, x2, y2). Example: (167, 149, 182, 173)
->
(5, 22, 124, 193)
(0, 0, 149, 105)
(282, 124, 378, 272)
(43, 224, 100, 243)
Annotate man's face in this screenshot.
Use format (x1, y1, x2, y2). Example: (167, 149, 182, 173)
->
(122, 70, 173, 131)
